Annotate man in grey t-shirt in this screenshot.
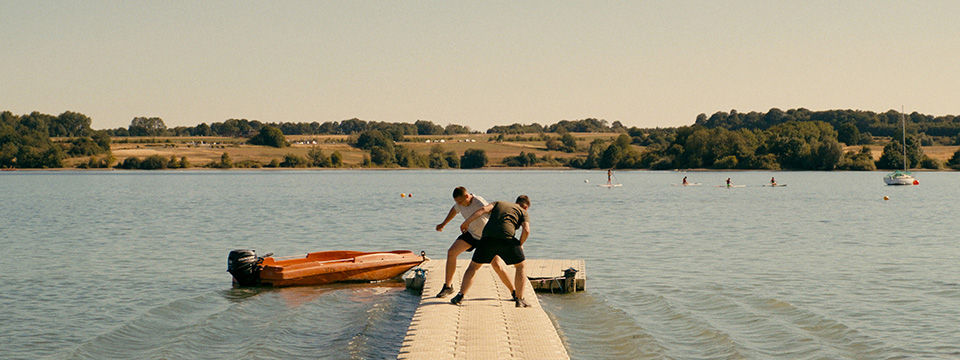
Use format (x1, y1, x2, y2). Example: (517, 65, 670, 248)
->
(434, 187, 516, 298)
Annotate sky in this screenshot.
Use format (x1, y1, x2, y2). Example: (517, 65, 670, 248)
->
(3, 1, 960, 131)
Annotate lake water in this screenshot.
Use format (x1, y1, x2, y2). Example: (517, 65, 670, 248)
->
(1, 170, 958, 359)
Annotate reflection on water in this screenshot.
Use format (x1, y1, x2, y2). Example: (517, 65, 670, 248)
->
(70, 282, 418, 359)
(220, 287, 267, 303)
(2, 170, 959, 359)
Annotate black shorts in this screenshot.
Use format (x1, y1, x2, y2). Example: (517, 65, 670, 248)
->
(471, 237, 525, 265)
(456, 232, 480, 251)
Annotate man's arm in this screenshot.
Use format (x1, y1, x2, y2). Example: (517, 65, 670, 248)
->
(436, 206, 458, 231)
(460, 203, 495, 233)
(518, 220, 530, 245)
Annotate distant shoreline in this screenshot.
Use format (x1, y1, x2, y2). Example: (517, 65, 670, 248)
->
(3, 166, 954, 172)
(6, 133, 958, 171)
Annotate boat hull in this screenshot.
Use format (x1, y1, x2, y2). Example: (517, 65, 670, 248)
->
(884, 174, 918, 186)
(257, 250, 425, 287)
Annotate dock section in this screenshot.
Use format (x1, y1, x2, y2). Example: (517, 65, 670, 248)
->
(399, 259, 583, 359)
(526, 259, 586, 293)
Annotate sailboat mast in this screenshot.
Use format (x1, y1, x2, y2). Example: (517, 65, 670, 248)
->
(901, 106, 907, 171)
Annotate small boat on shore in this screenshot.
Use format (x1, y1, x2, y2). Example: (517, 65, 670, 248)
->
(228, 249, 426, 287)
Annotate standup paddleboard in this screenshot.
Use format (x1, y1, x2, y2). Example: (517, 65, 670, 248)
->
(598, 184, 623, 187)
(762, 184, 787, 187)
(671, 183, 702, 186)
(714, 185, 746, 188)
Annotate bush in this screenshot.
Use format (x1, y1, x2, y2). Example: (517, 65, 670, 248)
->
(948, 148, 960, 169)
(355, 130, 393, 150)
(714, 155, 738, 169)
(117, 157, 141, 169)
(140, 154, 168, 169)
(397, 146, 427, 168)
(502, 152, 537, 167)
(544, 137, 561, 151)
(428, 145, 446, 169)
(219, 153, 233, 169)
(234, 160, 262, 168)
(429, 152, 446, 169)
(444, 151, 460, 168)
(921, 155, 941, 169)
(248, 126, 287, 148)
(67, 137, 107, 156)
(167, 155, 180, 169)
(279, 154, 309, 168)
(77, 155, 114, 169)
(650, 157, 673, 170)
(308, 147, 332, 167)
(461, 149, 487, 169)
(369, 146, 393, 166)
(330, 151, 343, 167)
(836, 147, 876, 171)
(559, 133, 578, 152)
(756, 154, 781, 170)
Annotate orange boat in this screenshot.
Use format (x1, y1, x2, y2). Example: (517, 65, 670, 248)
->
(228, 249, 425, 287)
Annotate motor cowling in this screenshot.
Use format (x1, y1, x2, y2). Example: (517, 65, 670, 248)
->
(227, 249, 263, 286)
(562, 267, 579, 294)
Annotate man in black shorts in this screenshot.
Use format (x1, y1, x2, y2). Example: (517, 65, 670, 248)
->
(434, 187, 516, 299)
(451, 195, 532, 308)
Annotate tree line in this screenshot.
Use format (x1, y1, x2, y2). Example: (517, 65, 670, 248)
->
(100, 116, 639, 138)
(4, 108, 960, 170)
(694, 108, 960, 146)
(1, 111, 109, 168)
(530, 121, 955, 171)
(103, 118, 479, 138)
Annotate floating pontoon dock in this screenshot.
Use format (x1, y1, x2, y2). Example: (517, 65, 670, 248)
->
(399, 259, 585, 359)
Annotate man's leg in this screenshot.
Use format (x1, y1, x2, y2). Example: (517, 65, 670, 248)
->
(441, 239, 472, 289)
(459, 261, 483, 295)
(489, 255, 516, 295)
(451, 261, 483, 305)
(513, 261, 530, 307)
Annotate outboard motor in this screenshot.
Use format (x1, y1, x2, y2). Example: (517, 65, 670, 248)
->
(227, 249, 264, 286)
(562, 267, 579, 294)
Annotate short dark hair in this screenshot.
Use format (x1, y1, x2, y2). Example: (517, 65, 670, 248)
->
(453, 186, 468, 199)
(515, 195, 530, 207)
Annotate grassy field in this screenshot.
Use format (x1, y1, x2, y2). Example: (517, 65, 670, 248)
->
(60, 134, 959, 169)
(82, 133, 614, 168)
(842, 144, 959, 163)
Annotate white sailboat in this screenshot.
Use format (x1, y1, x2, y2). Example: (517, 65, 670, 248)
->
(883, 107, 918, 186)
